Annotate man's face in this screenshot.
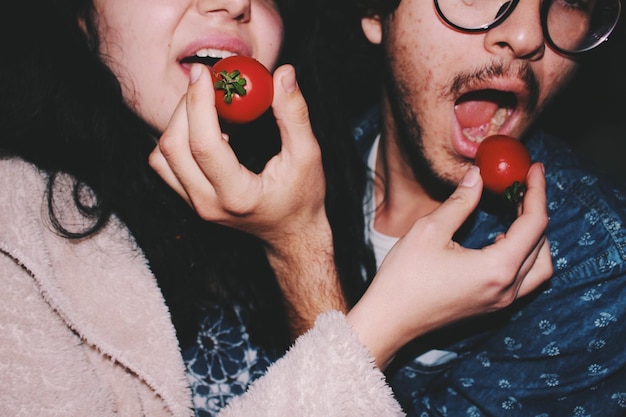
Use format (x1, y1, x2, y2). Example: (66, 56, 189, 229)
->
(362, 0, 579, 189)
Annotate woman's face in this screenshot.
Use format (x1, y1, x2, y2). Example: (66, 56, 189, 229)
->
(92, 0, 283, 133)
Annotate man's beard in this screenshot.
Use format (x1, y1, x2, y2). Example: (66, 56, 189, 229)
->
(382, 67, 457, 202)
(381, 55, 541, 203)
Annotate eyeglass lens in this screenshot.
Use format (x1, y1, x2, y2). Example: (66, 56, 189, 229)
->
(435, 0, 621, 53)
(546, 0, 621, 53)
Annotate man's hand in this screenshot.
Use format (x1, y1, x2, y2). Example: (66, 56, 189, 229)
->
(149, 64, 346, 337)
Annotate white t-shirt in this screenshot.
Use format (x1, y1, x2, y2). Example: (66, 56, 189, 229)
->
(364, 136, 399, 270)
(364, 136, 457, 367)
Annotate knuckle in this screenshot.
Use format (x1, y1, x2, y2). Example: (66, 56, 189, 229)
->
(189, 138, 217, 161)
(416, 216, 440, 236)
(447, 191, 473, 211)
(188, 197, 218, 221)
(221, 194, 260, 218)
(492, 291, 517, 310)
(156, 133, 182, 158)
(147, 151, 162, 170)
(280, 99, 310, 126)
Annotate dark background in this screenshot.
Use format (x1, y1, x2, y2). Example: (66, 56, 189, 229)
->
(540, 19, 626, 184)
(284, 1, 626, 184)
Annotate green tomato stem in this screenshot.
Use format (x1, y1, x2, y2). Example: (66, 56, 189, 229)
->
(504, 181, 525, 205)
(214, 69, 247, 104)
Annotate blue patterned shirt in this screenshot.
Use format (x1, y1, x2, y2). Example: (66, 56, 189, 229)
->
(354, 108, 626, 416)
(183, 304, 279, 417)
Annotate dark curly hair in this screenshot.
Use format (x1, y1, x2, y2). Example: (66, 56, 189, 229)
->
(355, 0, 401, 16)
(280, 0, 386, 297)
(0, 0, 290, 350)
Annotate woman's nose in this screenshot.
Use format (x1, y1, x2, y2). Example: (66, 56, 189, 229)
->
(196, 0, 251, 22)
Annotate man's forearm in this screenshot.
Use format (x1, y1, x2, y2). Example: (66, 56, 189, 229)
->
(264, 218, 347, 338)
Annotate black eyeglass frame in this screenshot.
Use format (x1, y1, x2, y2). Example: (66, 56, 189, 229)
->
(433, 0, 622, 55)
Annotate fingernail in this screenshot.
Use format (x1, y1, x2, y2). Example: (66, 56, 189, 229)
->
(281, 69, 297, 93)
(460, 165, 480, 187)
(190, 64, 202, 84)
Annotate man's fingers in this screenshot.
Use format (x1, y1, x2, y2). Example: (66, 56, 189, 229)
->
(148, 146, 190, 204)
(185, 64, 252, 195)
(271, 65, 321, 160)
(149, 94, 200, 202)
(150, 68, 225, 215)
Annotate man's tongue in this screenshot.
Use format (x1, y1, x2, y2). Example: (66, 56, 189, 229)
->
(455, 100, 499, 130)
(454, 98, 509, 142)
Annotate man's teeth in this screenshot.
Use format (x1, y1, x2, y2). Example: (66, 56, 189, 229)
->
(463, 108, 508, 142)
(463, 125, 491, 142)
(195, 48, 236, 59)
(488, 108, 507, 134)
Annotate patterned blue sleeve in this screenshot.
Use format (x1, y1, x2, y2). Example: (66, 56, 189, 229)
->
(389, 132, 626, 417)
(183, 304, 280, 417)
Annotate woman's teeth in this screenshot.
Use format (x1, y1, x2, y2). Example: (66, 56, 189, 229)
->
(194, 48, 236, 59)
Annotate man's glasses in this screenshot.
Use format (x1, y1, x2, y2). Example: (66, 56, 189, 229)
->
(434, 0, 622, 54)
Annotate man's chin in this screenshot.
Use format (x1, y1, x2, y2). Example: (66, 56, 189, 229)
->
(412, 165, 458, 202)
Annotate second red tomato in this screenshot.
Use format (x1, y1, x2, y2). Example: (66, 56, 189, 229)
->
(475, 135, 532, 198)
(212, 56, 273, 124)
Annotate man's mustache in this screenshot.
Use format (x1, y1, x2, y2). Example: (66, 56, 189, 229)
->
(447, 61, 540, 115)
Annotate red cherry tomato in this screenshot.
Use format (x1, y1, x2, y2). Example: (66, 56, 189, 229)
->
(211, 56, 273, 124)
(475, 135, 532, 202)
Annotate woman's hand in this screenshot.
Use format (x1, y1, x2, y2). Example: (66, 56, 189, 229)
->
(149, 63, 346, 336)
(348, 163, 552, 369)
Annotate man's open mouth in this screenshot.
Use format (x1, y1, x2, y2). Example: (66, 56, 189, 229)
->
(454, 90, 517, 142)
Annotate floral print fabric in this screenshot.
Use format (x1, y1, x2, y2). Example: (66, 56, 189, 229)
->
(354, 108, 626, 416)
(183, 305, 278, 417)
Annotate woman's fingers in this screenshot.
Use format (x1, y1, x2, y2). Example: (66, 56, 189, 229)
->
(348, 164, 553, 368)
(505, 163, 549, 252)
(409, 166, 483, 243)
(508, 162, 553, 295)
(516, 237, 552, 297)
(479, 162, 551, 308)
